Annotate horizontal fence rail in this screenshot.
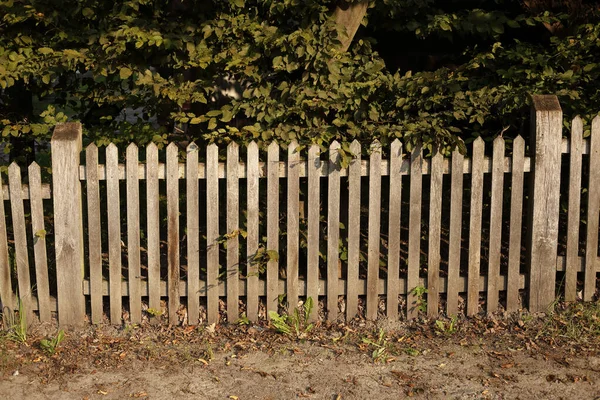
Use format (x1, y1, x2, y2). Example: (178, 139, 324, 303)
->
(0, 95, 599, 327)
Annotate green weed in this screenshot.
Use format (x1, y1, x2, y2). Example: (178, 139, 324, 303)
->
(362, 328, 392, 363)
(412, 285, 428, 313)
(268, 297, 314, 338)
(5, 300, 27, 344)
(435, 315, 459, 336)
(39, 330, 65, 355)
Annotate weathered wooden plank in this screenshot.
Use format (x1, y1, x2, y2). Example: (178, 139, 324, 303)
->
(327, 141, 341, 321)
(565, 118, 583, 302)
(307, 145, 320, 321)
(367, 141, 382, 320)
(166, 143, 180, 325)
(407, 145, 423, 320)
(267, 142, 280, 316)
(126, 144, 142, 324)
(246, 142, 259, 321)
(86, 144, 103, 324)
(386, 139, 402, 319)
(227, 142, 240, 323)
(51, 123, 85, 326)
(146, 143, 161, 319)
(584, 116, 600, 301)
(206, 143, 220, 324)
(487, 137, 505, 313)
(427, 151, 443, 318)
(8, 163, 33, 323)
(28, 162, 51, 322)
(447, 150, 464, 316)
(467, 138, 484, 316)
(186, 143, 200, 325)
(106, 143, 122, 324)
(287, 141, 300, 312)
(346, 140, 361, 320)
(0, 172, 13, 322)
(507, 136, 525, 312)
(528, 95, 562, 312)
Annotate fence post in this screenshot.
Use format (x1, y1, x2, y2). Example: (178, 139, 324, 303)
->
(527, 95, 562, 313)
(51, 122, 85, 325)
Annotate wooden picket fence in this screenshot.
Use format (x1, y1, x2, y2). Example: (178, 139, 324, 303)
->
(0, 95, 598, 326)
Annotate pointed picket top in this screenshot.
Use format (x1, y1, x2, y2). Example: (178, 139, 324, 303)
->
(493, 135, 505, 146)
(473, 136, 485, 146)
(268, 141, 279, 153)
(513, 135, 525, 148)
(227, 141, 239, 151)
(86, 143, 98, 153)
(146, 141, 158, 153)
(572, 116, 583, 133)
(329, 140, 341, 150)
(166, 142, 178, 154)
(370, 139, 381, 150)
(106, 142, 118, 153)
(187, 141, 198, 153)
(126, 142, 138, 159)
(390, 138, 402, 153)
(127, 142, 138, 152)
(207, 142, 218, 155)
(8, 162, 20, 175)
(28, 161, 40, 172)
(247, 140, 258, 152)
(350, 140, 361, 157)
(308, 143, 320, 159)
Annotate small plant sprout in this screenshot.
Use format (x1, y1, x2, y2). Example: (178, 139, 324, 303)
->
(435, 315, 459, 336)
(361, 329, 393, 363)
(40, 330, 65, 355)
(412, 285, 428, 313)
(268, 297, 314, 338)
(6, 299, 27, 344)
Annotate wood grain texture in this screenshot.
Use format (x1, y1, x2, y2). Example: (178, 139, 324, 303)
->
(227, 142, 240, 322)
(106, 143, 122, 324)
(346, 140, 361, 320)
(145, 143, 161, 319)
(307, 145, 320, 322)
(28, 162, 51, 322)
(386, 139, 402, 319)
(86, 145, 103, 323)
(51, 123, 85, 325)
(186, 143, 200, 325)
(467, 138, 484, 316)
(0, 172, 13, 321)
(206, 144, 220, 324)
(427, 152, 443, 318)
(286, 141, 300, 312)
(367, 141, 382, 320)
(9, 163, 33, 323)
(327, 141, 341, 320)
(126, 144, 142, 324)
(528, 95, 562, 312)
(565, 118, 583, 302)
(246, 142, 259, 321)
(584, 116, 600, 301)
(166, 143, 180, 325)
(487, 137, 505, 314)
(507, 136, 525, 312)
(447, 150, 464, 316)
(267, 142, 280, 316)
(407, 145, 423, 320)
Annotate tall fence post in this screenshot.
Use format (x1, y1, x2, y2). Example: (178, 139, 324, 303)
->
(51, 122, 85, 325)
(527, 95, 562, 313)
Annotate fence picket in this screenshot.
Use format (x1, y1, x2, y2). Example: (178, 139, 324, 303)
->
(8, 163, 33, 322)
(487, 137, 505, 313)
(206, 143, 220, 323)
(427, 151, 443, 318)
(566, 118, 583, 302)
(106, 144, 122, 324)
(387, 139, 402, 319)
(287, 141, 300, 312)
(327, 141, 341, 321)
(166, 143, 180, 325)
(407, 145, 423, 319)
(467, 138, 484, 316)
(227, 142, 240, 322)
(246, 142, 259, 321)
(447, 150, 464, 316)
(146, 143, 161, 320)
(267, 143, 279, 316)
(584, 117, 600, 301)
(186, 143, 200, 325)
(307, 145, 320, 321)
(346, 140, 361, 320)
(28, 162, 51, 322)
(367, 141, 382, 320)
(507, 136, 525, 311)
(0, 172, 13, 322)
(86, 144, 103, 323)
(126, 144, 142, 324)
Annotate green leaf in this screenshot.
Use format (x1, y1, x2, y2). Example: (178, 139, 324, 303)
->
(82, 7, 94, 18)
(38, 47, 53, 55)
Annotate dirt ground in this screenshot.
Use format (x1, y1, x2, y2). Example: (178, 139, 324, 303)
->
(1, 304, 600, 399)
